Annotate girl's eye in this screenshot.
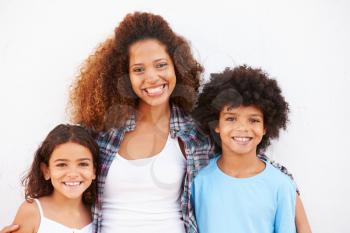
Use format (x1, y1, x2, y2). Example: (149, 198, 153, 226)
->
(156, 63, 167, 69)
(56, 163, 67, 167)
(79, 162, 90, 167)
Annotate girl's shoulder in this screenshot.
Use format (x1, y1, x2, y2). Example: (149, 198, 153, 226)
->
(12, 200, 40, 233)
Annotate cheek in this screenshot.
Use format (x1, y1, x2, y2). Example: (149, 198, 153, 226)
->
(217, 122, 232, 136)
(254, 127, 265, 137)
(49, 169, 64, 178)
(82, 168, 96, 179)
(167, 70, 176, 85)
(129, 76, 140, 90)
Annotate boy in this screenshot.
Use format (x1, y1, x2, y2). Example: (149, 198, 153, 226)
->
(191, 65, 296, 233)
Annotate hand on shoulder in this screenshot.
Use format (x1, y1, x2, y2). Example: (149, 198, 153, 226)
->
(0, 224, 20, 233)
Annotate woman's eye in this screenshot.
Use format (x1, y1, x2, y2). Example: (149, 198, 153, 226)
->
(56, 163, 66, 167)
(156, 63, 167, 69)
(133, 67, 144, 73)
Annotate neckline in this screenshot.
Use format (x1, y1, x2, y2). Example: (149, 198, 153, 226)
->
(43, 217, 92, 231)
(214, 156, 269, 182)
(122, 104, 193, 135)
(34, 199, 92, 231)
(116, 133, 171, 161)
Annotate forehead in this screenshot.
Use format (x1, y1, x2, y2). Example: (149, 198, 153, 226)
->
(50, 142, 92, 161)
(221, 105, 263, 116)
(128, 39, 170, 63)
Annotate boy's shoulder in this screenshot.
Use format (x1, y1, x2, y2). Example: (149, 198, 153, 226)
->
(266, 163, 297, 191)
(195, 156, 220, 180)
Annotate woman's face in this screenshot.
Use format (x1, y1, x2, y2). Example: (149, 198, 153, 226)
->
(128, 39, 176, 108)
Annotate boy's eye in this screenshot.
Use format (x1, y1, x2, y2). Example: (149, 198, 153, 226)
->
(250, 118, 261, 123)
(225, 117, 236, 122)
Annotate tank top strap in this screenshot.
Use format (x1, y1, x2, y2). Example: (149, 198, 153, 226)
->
(33, 198, 44, 218)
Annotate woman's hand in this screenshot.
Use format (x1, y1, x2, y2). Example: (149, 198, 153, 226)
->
(0, 224, 19, 233)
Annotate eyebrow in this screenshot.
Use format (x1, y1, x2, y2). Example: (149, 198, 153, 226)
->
(222, 112, 236, 115)
(222, 112, 263, 117)
(53, 158, 92, 162)
(130, 58, 167, 67)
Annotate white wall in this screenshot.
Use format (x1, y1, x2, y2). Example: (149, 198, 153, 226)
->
(1, 0, 349, 232)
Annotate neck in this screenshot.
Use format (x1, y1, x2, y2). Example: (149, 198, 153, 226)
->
(50, 192, 85, 211)
(218, 148, 265, 178)
(137, 102, 171, 124)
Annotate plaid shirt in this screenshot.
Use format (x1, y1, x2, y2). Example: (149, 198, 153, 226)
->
(91, 104, 297, 233)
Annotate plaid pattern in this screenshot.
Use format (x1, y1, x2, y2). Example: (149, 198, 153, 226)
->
(90, 104, 298, 233)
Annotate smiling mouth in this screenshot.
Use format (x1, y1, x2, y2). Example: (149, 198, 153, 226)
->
(62, 181, 82, 187)
(143, 84, 167, 96)
(232, 136, 252, 144)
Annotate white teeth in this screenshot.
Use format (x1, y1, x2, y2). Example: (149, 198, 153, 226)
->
(145, 85, 165, 94)
(64, 182, 80, 186)
(233, 137, 251, 142)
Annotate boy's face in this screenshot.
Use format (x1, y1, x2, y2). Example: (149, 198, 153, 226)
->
(215, 105, 266, 156)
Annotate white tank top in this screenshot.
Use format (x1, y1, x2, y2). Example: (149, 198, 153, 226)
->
(101, 135, 186, 233)
(34, 199, 92, 233)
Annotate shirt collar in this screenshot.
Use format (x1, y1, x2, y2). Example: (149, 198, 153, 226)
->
(122, 103, 195, 138)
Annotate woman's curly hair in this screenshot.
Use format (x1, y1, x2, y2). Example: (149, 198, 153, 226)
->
(22, 124, 100, 205)
(69, 12, 203, 131)
(192, 65, 289, 154)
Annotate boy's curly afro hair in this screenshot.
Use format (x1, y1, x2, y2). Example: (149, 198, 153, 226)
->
(192, 65, 289, 154)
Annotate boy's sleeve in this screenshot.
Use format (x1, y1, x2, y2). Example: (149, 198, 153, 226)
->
(274, 180, 297, 233)
(258, 153, 300, 194)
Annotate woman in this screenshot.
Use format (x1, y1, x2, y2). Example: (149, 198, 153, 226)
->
(2, 12, 311, 233)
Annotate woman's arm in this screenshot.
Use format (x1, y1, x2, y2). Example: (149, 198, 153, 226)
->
(295, 195, 312, 233)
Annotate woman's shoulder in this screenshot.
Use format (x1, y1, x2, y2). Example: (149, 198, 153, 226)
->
(94, 127, 124, 147)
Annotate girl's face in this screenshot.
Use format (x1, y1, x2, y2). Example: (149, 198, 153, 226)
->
(41, 142, 96, 201)
(128, 39, 176, 108)
(215, 105, 266, 157)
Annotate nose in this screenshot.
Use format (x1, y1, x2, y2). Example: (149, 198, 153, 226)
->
(66, 167, 79, 178)
(145, 68, 159, 83)
(235, 120, 248, 131)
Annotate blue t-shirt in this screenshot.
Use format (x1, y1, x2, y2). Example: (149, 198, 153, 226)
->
(191, 156, 296, 233)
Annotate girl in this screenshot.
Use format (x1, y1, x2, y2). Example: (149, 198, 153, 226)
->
(11, 124, 99, 233)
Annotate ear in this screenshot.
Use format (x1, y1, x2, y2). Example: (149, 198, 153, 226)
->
(263, 128, 267, 135)
(40, 162, 50, 180)
(214, 125, 220, 134)
(92, 167, 97, 180)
